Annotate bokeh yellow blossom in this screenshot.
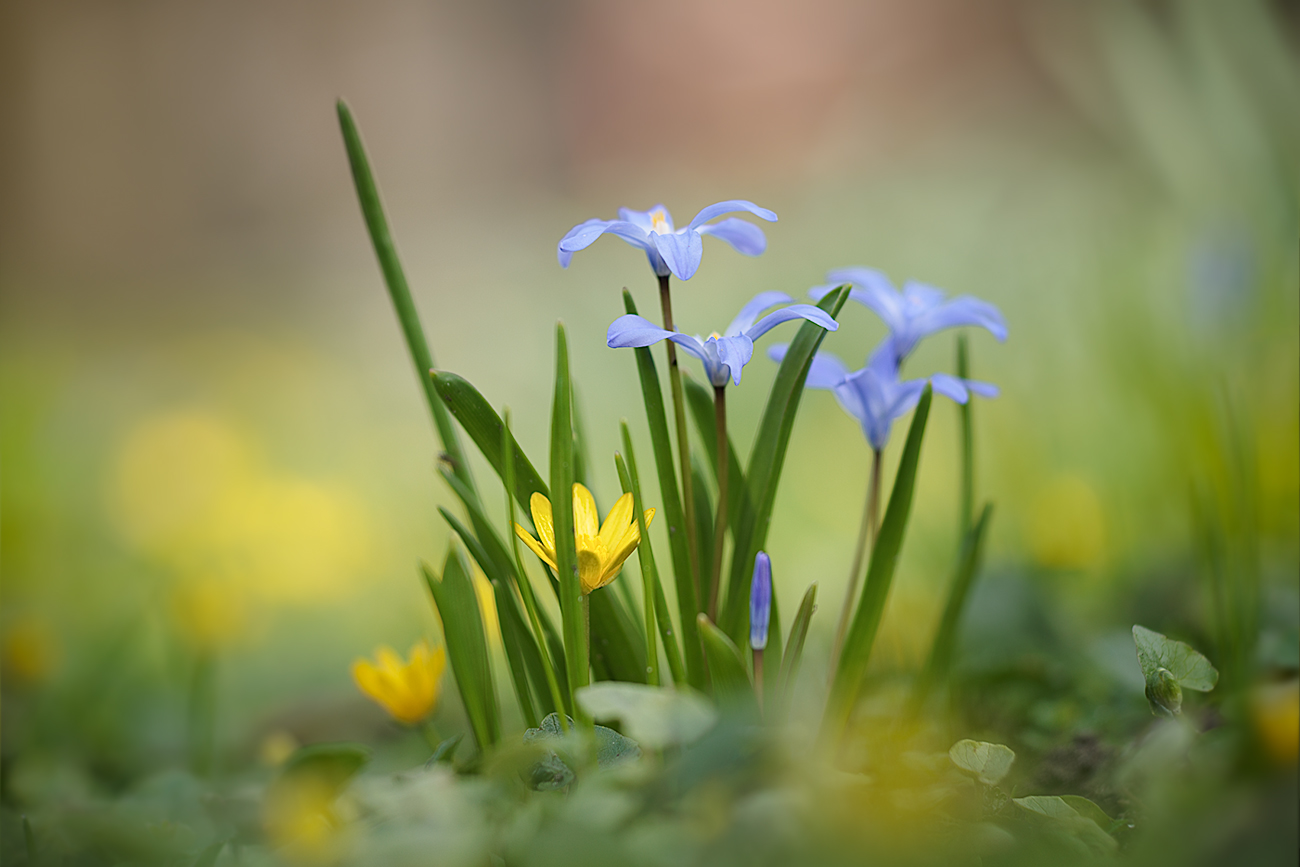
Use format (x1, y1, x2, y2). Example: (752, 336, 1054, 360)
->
(1027, 474, 1106, 569)
(1252, 680, 1300, 767)
(2, 616, 58, 686)
(351, 641, 446, 725)
(169, 576, 249, 650)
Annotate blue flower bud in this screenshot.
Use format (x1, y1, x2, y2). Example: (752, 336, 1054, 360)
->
(750, 552, 772, 650)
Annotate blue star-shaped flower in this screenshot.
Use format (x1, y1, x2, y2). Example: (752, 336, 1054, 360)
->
(608, 291, 836, 387)
(559, 201, 777, 281)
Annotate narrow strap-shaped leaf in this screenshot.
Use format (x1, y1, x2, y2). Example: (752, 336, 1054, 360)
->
(684, 375, 750, 533)
(697, 614, 757, 717)
(549, 324, 588, 722)
(823, 387, 933, 744)
(691, 455, 715, 595)
(912, 505, 993, 709)
(623, 289, 704, 688)
(337, 101, 474, 496)
(720, 287, 847, 640)
(778, 582, 818, 714)
(589, 587, 648, 683)
(439, 507, 544, 726)
(615, 433, 687, 687)
(491, 577, 541, 727)
(433, 371, 548, 511)
(572, 385, 591, 488)
(422, 549, 500, 749)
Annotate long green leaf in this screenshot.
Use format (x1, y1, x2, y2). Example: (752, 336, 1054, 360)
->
(823, 387, 933, 744)
(912, 504, 993, 709)
(720, 287, 847, 640)
(589, 587, 648, 684)
(433, 371, 548, 511)
(337, 101, 474, 496)
(778, 582, 818, 713)
(622, 289, 704, 688)
(697, 615, 757, 716)
(549, 324, 588, 721)
(439, 507, 543, 725)
(422, 548, 500, 749)
(691, 456, 715, 595)
(615, 431, 687, 687)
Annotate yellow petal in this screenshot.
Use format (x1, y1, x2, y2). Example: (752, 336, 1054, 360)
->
(572, 483, 600, 537)
(515, 523, 558, 571)
(603, 520, 649, 585)
(529, 493, 555, 552)
(598, 492, 635, 549)
(577, 547, 606, 595)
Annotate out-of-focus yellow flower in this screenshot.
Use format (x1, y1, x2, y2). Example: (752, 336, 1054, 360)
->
(170, 576, 249, 650)
(2, 616, 57, 685)
(263, 774, 350, 864)
(351, 641, 446, 725)
(259, 729, 301, 767)
(1027, 474, 1106, 569)
(1252, 680, 1299, 767)
(473, 570, 500, 644)
(514, 484, 654, 594)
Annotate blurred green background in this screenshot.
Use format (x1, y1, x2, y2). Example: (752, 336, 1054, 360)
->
(2, 0, 1297, 794)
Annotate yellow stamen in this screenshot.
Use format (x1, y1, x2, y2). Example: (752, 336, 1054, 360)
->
(514, 483, 655, 594)
(650, 209, 671, 235)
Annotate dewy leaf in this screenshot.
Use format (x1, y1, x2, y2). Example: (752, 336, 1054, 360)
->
(1058, 795, 1114, 831)
(948, 739, 1016, 786)
(1132, 625, 1219, 691)
(594, 724, 643, 767)
(576, 683, 718, 749)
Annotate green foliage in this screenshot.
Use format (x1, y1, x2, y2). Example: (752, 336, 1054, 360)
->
(777, 582, 817, 712)
(1133, 625, 1218, 715)
(278, 742, 370, 795)
(823, 387, 933, 743)
(432, 371, 548, 511)
(948, 739, 1015, 786)
(423, 549, 500, 749)
(697, 614, 757, 715)
(622, 289, 704, 689)
(576, 683, 717, 749)
(1013, 795, 1118, 856)
(549, 323, 587, 722)
(720, 287, 848, 641)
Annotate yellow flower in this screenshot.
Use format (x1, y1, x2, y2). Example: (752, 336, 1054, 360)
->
(513, 483, 654, 595)
(351, 641, 446, 725)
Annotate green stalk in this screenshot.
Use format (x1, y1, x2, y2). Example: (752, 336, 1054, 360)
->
(829, 449, 881, 674)
(187, 651, 216, 778)
(659, 274, 703, 610)
(336, 100, 474, 496)
(822, 388, 933, 746)
(956, 335, 973, 536)
(504, 410, 569, 729)
(549, 323, 589, 725)
(708, 384, 729, 620)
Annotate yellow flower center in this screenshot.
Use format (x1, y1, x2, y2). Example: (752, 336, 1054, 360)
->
(650, 209, 672, 235)
(514, 484, 654, 595)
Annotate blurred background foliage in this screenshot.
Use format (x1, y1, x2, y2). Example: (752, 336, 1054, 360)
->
(1, 0, 1296, 840)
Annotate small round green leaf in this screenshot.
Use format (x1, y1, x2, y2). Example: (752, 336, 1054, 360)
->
(949, 739, 1016, 786)
(1132, 625, 1218, 692)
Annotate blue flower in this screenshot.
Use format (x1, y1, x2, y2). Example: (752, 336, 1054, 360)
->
(608, 291, 838, 387)
(749, 551, 772, 651)
(809, 268, 1007, 360)
(558, 201, 778, 281)
(769, 340, 998, 450)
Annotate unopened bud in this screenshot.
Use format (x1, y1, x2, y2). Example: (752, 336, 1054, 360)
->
(1146, 667, 1183, 716)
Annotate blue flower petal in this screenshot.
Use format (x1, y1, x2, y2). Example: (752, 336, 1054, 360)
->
(929, 374, 971, 404)
(697, 218, 768, 257)
(725, 291, 793, 336)
(650, 231, 705, 281)
(618, 205, 672, 232)
(749, 552, 772, 650)
(965, 379, 1000, 398)
(746, 305, 839, 340)
(912, 296, 1008, 343)
(714, 335, 754, 386)
(686, 200, 778, 231)
(607, 314, 677, 348)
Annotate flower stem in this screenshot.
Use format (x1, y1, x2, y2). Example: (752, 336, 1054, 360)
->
(753, 647, 765, 717)
(956, 334, 973, 536)
(830, 449, 882, 673)
(659, 274, 703, 612)
(418, 719, 443, 753)
(708, 384, 728, 621)
(581, 593, 592, 714)
(187, 650, 217, 778)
